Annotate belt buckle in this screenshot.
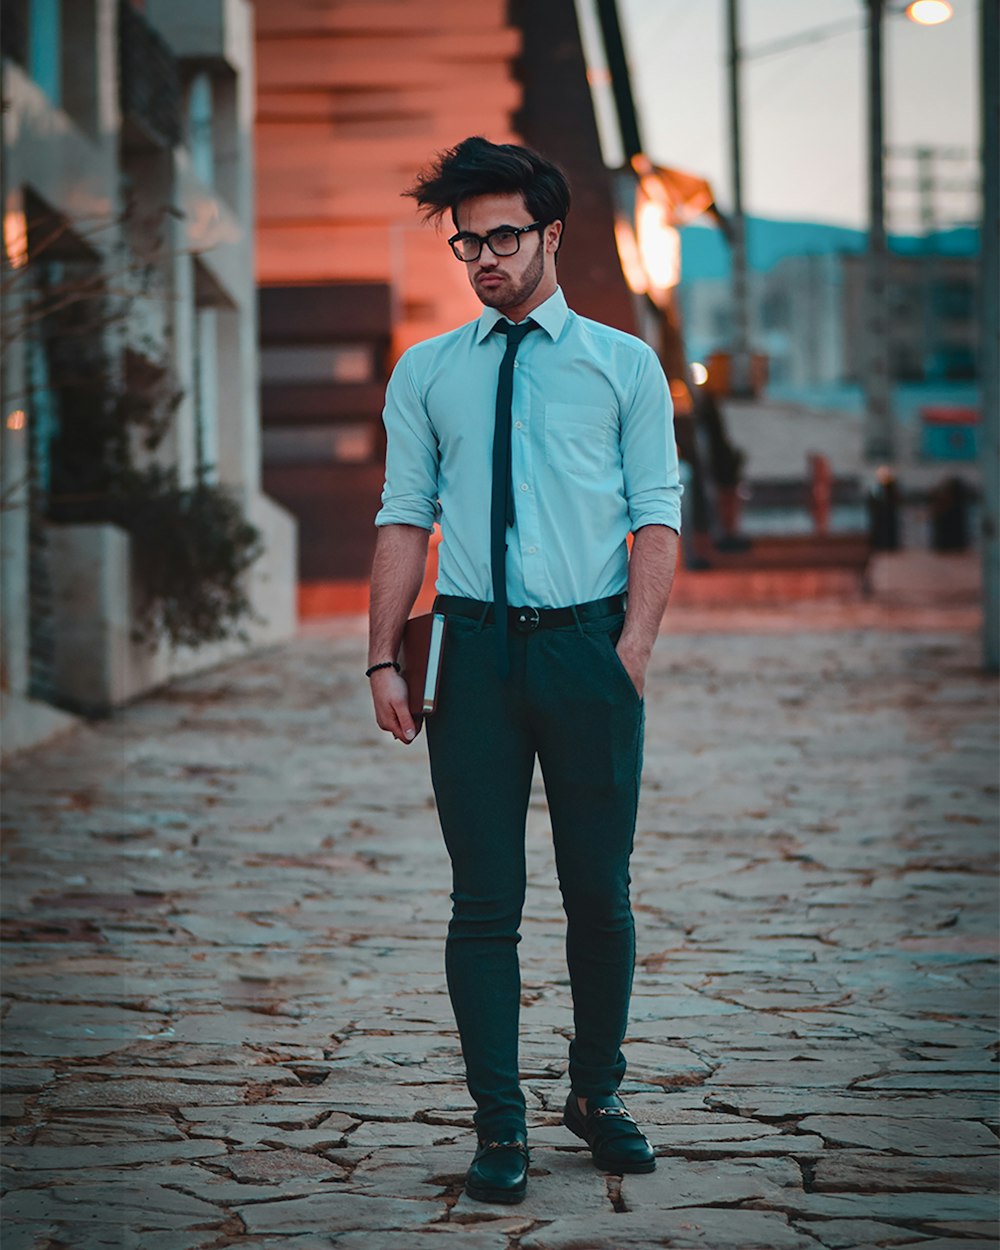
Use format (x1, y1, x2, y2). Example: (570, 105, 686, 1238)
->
(515, 605, 540, 633)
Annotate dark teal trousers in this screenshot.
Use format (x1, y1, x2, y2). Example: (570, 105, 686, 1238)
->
(426, 600, 645, 1142)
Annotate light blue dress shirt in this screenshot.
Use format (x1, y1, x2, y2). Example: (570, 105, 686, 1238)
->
(375, 286, 682, 608)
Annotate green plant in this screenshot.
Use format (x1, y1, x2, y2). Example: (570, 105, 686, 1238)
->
(6, 201, 266, 651)
(48, 389, 265, 650)
(116, 466, 264, 648)
(38, 290, 263, 650)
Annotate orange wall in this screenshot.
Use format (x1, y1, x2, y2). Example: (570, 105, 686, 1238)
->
(255, 0, 525, 361)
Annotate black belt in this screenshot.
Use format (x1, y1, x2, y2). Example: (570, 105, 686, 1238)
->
(434, 593, 626, 634)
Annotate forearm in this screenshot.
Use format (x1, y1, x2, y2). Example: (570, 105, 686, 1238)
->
(367, 524, 431, 666)
(618, 524, 679, 674)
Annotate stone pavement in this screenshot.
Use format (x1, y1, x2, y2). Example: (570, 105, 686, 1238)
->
(1, 612, 998, 1250)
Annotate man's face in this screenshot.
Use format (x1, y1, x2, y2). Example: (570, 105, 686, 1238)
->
(454, 192, 561, 316)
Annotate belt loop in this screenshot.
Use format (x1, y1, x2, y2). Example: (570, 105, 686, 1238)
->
(476, 600, 491, 632)
(569, 604, 586, 636)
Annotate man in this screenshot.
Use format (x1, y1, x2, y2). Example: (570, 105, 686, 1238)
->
(367, 137, 681, 1204)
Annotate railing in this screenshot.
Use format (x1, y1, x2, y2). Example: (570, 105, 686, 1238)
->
(118, 0, 181, 150)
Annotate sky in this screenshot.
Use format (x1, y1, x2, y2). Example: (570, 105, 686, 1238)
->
(586, 0, 980, 231)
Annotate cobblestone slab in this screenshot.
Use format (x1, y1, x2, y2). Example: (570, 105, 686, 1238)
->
(517, 1208, 824, 1249)
(794, 1220, 950, 1248)
(2, 628, 997, 1250)
(797, 1115, 997, 1154)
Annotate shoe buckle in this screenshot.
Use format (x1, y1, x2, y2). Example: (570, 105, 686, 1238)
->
(593, 1107, 634, 1122)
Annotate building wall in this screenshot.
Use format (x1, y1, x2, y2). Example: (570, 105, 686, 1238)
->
(253, 0, 632, 589)
(253, 0, 526, 586)
(1, 0, 296, 752)
(840, 252, 978, 386)
(255, 0, 524, 360)
(679, 249, 978, 393)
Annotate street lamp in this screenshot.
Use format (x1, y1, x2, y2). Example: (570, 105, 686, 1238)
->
(904, 1, 953, 25)
(862, 0, 893, 461)
(725, 0, 753, 398)
(862, 0, 953, 463)
(980, 0, 999, 671)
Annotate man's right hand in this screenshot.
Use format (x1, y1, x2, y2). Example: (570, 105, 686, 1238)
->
(370, 668, 419, 744)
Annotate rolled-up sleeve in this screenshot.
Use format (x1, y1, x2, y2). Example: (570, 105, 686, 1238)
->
(374, 350, 439, 530)
(620, 345, 683, 533)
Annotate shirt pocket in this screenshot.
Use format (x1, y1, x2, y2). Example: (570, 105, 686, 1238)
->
(543, 402, 614, 477)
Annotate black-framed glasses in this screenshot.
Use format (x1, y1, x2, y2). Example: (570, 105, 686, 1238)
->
(448, 222, 544, 262)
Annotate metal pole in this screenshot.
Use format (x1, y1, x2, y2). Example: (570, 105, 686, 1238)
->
(726, 0, 753, 397)
(980, 0, 999, 671)
(594, 0, 643, 160)
(915, 147, 939, 381)
(863, 0, 894, 461)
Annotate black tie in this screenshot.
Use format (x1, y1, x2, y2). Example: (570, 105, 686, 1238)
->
(491, 319, 538, 676)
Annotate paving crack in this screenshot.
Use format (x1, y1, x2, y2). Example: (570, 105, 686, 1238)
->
(606, 1174, 627, 1212)
(505, 1220, 550, 1250)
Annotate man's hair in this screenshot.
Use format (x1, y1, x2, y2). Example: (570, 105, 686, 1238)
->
(404, 136, 571, 243)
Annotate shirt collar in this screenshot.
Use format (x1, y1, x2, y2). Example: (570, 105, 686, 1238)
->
(474, 286, 569, 344)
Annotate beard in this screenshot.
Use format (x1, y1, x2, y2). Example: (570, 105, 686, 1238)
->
(472, 242, 545, 312)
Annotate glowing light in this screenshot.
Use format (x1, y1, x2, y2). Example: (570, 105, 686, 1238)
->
(691, 362, 709, 386)
(4, 206, 28, 269)
(668, 378, 693, 416)
(613, 217, 648, 296)
(6, 410, 26, 430)
(636, 199, 680, 293)
(904, 1, 953, 25)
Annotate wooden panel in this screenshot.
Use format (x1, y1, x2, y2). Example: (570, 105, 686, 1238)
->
(256, 122, 521, 225)
(257, 32, 520, 90)
(256, 0, 525, 351)
(262, 382, 387, 423)
(257, 226, 392, 283)
(256, 81, 522, 123)
(259, 283, 391, 340)
(255, 0, 508, 36)
(256, 115, 519, 170)
(257, 149, 522, 225)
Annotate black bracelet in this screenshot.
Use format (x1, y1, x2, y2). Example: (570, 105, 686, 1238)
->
(365, 660, 400, 678)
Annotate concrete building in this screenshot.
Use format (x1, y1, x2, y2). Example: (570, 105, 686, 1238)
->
(1, 0, 297, 754)
(679, 248, 978, 393)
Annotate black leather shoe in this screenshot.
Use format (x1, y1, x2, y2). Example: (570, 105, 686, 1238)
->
(563, 1092, 656, 1173)
(464, 1136, 529, 1204)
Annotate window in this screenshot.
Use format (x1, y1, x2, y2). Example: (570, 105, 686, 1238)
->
(930, 345, 977, 381)
(711, 306, 732, 340)
(890, 344, 925, 383)
(29, 0, 60, 103)
(760, 289, 789, 331)
(192, 303, 218, 482)
(2, 1, 99, 133)
(931, 280, 974, 322)
(187, 72, 214, 187)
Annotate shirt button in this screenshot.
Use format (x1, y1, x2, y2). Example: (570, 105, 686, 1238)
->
(514, 421, 523, 429)
(519, 483, 529, 492)
(527, 546, 537, 554)
(513, 361, 519, 369)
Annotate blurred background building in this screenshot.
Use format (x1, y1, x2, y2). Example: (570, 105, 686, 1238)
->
(1, 0, 297, 754)
(679, 225, 979, 397)
(3, 0, 992, 757)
